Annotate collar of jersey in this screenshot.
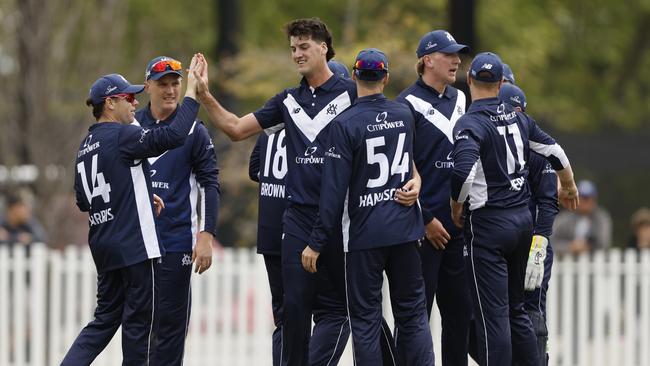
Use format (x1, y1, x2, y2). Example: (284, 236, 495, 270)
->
(416, 77, 454, 100)
(354, 93, 386, 105)
(299, 73, 339, 92)
(138, 103, 179, 126)
(466, 97, 501, 113)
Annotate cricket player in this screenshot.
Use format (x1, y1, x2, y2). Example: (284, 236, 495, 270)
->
(63, 55, 203, 365)
(450, 52, 578, 366)
(135, 55, 220, 365)
(396, 29, 472, 365)
(305, 48, 434, 366)
(500, 82, 559, 365)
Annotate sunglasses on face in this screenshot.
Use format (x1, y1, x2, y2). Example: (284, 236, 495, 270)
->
(353, 60, 387, 71)
(105, 93, 136, 104)
(150, 59, 182, 73)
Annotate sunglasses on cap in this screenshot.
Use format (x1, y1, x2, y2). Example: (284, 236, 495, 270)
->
(104, 93, 136, 104)
(353, 60, 387, 71)
(151, 59, 182, 73)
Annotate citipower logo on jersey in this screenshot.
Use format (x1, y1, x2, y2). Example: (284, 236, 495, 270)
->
(295, 146, 324, 165)
(490, 103, 517, 122)
(366, 112, 405, 132)
(435, 151, 454, 169)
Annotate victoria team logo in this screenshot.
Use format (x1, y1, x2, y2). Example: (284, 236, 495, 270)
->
(181, 254, 192, 266)
(326, 103, 338, 115)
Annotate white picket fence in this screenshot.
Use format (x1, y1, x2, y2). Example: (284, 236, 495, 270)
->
(0, 244, 649, 366)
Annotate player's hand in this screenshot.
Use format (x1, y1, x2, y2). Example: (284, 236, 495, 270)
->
(558, 183, 579, 210)
(301, 246, 320, 274)
(524, 235, 548, 291)
(450, 199, 464, 228)
(185, 53, 200, 100)
(395, 178, 420, 206)
(425, 218, 451, 250)
(194, 54, 211, 100)
(192, 231, 213, 274)
(153, 194, 165, 217)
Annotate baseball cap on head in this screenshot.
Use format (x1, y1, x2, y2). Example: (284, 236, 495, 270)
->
(328, 60, 350, 79)
(353, 48, 388, 81)
(499, 83, 527, 111)
(577, 180, 598, 198)
(416, 30, 470, 58)
(88, 74, 144, 105)
(502, 63, 516, 84)
(469, 52, 503, 82)
(145, 56, 183, 81)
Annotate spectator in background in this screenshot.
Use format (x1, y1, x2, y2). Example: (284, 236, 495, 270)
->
(629, 207, 650, 249)
(0, 189, 46, 246)
(552, 179, 612, 255)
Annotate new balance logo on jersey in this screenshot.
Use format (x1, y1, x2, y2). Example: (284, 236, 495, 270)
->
(181, 254, 192, 266)
(509, 176, 526, 191)
(457, 106, 464, 116)
(292, 107, 301, 114)
(326, 104, 338, 115)
(427, 108, 435, 116)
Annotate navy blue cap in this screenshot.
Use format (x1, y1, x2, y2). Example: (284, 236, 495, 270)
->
(469, 52, 503, 82)
(328, 60, 350, 79)
(145, 56, 183, 81)
(502, 63, 516, 84)
(416, 30, 470, 58)
(88, 74, 144, 105)
(499, 83, 527, 111)
(353, 48, 388, 81)
(577, 180, 598, 198)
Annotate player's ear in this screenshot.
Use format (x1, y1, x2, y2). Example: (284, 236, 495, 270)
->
(466, 71, 472, 86)
(383, 73, 390, 86)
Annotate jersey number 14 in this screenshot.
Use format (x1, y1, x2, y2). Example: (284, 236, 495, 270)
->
(77, 154, 112, 204)
(365, 133, 409, 188)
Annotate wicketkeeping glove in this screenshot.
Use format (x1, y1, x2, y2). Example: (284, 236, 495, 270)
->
(524, 235, 548, 291)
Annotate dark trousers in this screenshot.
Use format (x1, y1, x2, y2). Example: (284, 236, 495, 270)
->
(61, 259, 158, 366)
(263, 254, 284, 366)
(150, 252, 193, 366)
(345, 242, 434, 366)
(419, 235, 472, 366)
(281, 233, 349, 366)
(465, 206, 538, 366)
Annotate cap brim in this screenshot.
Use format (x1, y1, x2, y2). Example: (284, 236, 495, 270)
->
(123, 84, 145, 94)
(438, 44, 471, 54)
(148, 70, 183, 81)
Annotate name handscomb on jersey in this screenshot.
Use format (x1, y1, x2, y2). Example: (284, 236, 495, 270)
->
(358, 188, 398, 208)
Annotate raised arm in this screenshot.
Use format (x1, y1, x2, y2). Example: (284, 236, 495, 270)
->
(195, 54, 262, 141)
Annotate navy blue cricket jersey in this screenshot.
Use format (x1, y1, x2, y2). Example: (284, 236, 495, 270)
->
(135, 104, 220, 253)
(527, 151, 559, 237)
(249, 130, 288, 255)
(74, 97, 199, 272)
(396, 78, 466, 235)
(310, 94, 424, 252)
(451, 97, 569, 210)
(253, 75, 356, 209)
